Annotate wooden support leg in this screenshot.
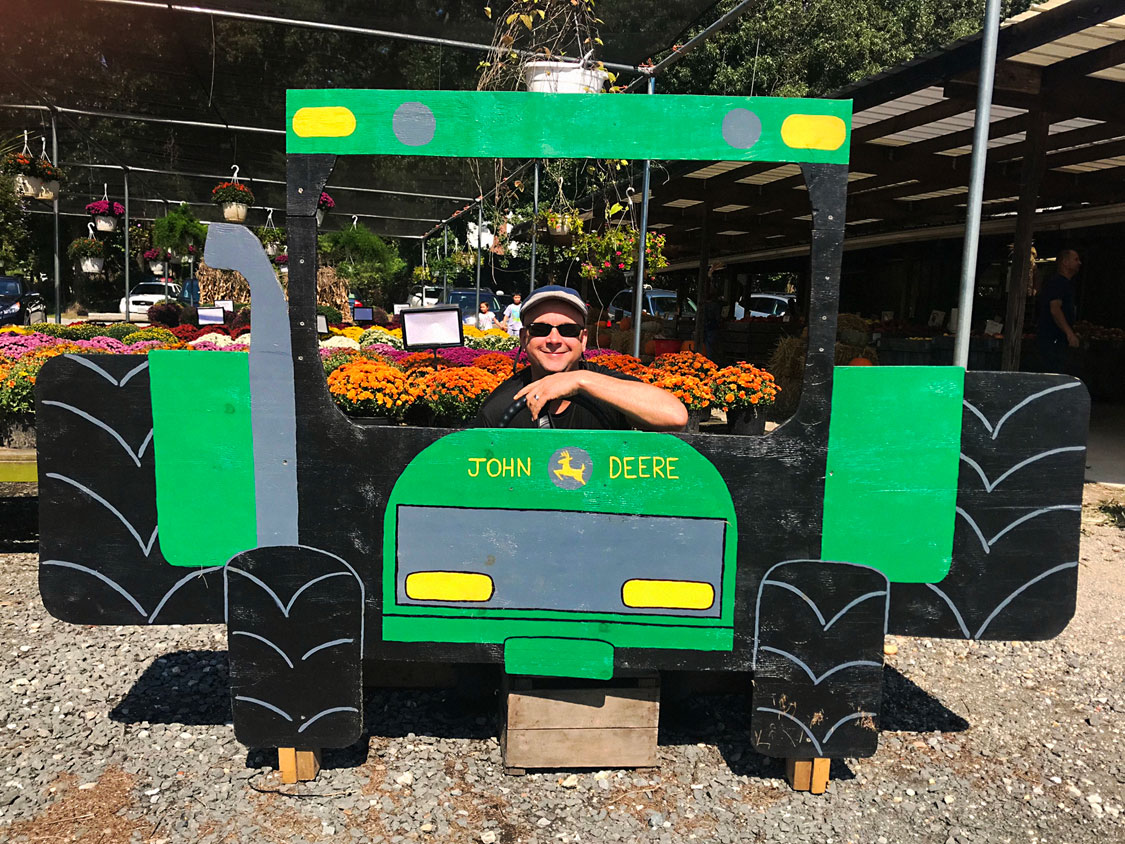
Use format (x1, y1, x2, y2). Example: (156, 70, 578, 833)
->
(785, 757, 830, 794)
(278, 748, 322, 784)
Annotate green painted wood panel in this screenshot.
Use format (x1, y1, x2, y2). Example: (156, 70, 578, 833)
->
(286, 89, 852, 164)
(504, 637, 614, 680)
(822, 366, 964, 583)
(149, 351, 257, 567)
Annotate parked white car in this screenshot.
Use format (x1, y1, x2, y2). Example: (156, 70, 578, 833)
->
(119, 281, 182, 315)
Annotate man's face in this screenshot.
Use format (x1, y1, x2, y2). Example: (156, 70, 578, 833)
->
(520, 302, 587, 376)
(1059, 250, 1081, 278)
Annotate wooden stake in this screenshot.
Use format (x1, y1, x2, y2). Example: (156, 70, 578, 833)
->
(278, 748, 321, 784)
(785, 757, 830, 794)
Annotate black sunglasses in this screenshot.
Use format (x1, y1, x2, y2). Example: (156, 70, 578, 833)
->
(526, 321, 583, 338)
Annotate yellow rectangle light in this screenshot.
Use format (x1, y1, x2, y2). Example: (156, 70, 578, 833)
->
(781, 114, 848, 151)
(622, 579, 715, 611)
(292, 106, 357, 138)
(405, 571, 494, 602)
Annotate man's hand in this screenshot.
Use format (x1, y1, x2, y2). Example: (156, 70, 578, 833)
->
(513, 371, 582, 421)
(1067, 332, 1080, 348)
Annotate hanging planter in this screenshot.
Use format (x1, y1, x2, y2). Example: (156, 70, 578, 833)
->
(13, 173, 42, 198)
(257, 210, 287, 257)
(69, 224, 105, 275)
(211, 165, 255, 224)
(274, 253, 289, 275)
(87, 190, 126, 232)
(2, 134, 64, 202)
(523, 60, 609, 94)
(143, 248, 170, 275)
(317, 191, 335, 226)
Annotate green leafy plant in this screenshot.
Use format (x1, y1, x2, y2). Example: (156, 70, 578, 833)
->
(152, 203, 207, 256)
(320, 223, 406, 306)
(477, 0, 611, 91)
(67, 238, 104, 260)
(317, 304, 343, 325)
(0, 177, 33, 276)
(574, 225, 667, 282)
(256, 226, 286, 246)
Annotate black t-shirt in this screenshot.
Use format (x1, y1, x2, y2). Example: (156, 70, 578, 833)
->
(472, 361, 640, 430)
(1037, 272, 1075, 343)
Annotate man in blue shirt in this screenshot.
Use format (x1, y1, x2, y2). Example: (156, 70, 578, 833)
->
(1036, 249, 1080, 374)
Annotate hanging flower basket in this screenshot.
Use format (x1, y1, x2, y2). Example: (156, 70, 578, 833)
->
(265, 242, 279, 257)
(274, 253, 289, 275)
(86, 199, 126, 232)
(221, 201, 249, 222)
(2, 148, 63, 201)
(80, 256, 105, 274)
(68, 235, 104, 273)
(143, 248, 170, 276)
(523, 60, 609, 94)
(316, 191, 335, 226)
(211, 179, 255, 222)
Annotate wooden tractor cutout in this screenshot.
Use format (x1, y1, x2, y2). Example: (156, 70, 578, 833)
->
(36, 90, 1089, 778)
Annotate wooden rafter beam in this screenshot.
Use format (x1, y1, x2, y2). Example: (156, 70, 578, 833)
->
(1042, 34, 1125, 83)
(836, 0, 1125, 111)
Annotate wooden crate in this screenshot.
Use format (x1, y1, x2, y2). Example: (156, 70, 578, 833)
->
(501, 673, 659, 772)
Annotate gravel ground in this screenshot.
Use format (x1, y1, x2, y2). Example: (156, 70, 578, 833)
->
(0, 483, 1122, 844)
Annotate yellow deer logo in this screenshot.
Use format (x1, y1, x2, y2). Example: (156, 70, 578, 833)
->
(552, 450, 588, 487)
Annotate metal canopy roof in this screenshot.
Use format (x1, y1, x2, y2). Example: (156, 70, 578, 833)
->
(652, 0, 1125, 269)
(0, 0, 721, 237)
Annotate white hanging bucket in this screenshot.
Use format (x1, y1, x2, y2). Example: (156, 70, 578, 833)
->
(523, 61, 608, 94)
(221, 201, 249, 222)
(94, 214, 118, 232)
(81, 256, 104, 274)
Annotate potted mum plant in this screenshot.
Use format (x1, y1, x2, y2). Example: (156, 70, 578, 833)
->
(710, 362, 780, 435)
(86, 192, 126, 232)
(274, 253, 289, 274)
(326, 358, 416, 423)
(646, 371, 714, 433)
(68, 236, 105, 274)
(418, 366, 503, 427)
(317, 191, 335, 226)
(143, 247, 171, 275)
(211, 179, 255, 223)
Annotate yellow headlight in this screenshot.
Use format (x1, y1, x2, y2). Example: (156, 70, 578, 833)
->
(405, 571, 494, 602)
(622, 579, 714, 611)
(780, 114, 847, 151)
(292, 106, 357, 138)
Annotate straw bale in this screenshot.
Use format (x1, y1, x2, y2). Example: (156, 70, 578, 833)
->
(196, 262, 350, 322)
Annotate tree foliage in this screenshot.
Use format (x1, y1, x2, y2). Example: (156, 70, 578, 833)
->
(661, 0, 1040, 98)
(319, 224, 407, 306)
(0, 178, 34, 277)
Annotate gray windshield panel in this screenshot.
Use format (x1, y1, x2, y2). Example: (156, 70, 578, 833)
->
(395, 506, 726, 617)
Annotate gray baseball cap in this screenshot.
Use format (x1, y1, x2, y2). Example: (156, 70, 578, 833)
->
(520, 285, 588, 320)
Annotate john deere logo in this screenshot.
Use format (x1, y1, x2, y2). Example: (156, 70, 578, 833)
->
(549, 447, 591, 490)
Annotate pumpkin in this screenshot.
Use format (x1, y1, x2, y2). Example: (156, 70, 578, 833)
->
(848, 356, 874, 366)
(643, 339, 656, 356)
(681, 340, 695, 351)
(619, 316, 633, 331)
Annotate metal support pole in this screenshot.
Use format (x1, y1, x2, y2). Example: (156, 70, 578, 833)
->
(954, 0, 1003, 368)
(123, 170, 131, 323)
(631, 77, 656, 358)
(442, 228, 448, 304)
(530, 161, 539, 291)
(474, 203, 482, 321)
(50, 111, 60, 323)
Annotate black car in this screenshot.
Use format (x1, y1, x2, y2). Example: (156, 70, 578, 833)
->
(0, 276, 47, 326)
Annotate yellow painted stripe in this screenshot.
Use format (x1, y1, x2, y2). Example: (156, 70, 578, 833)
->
(292, 106, 357, 138)
(622, 579, 714, 611)
(406, 571, 494, 602)
(780, 114, 848, 151)
(0, 461, 37, 482)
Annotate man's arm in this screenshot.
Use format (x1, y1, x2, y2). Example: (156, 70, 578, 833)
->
(514, 369, 688, 432)
(1049, 299, 1080, 347)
